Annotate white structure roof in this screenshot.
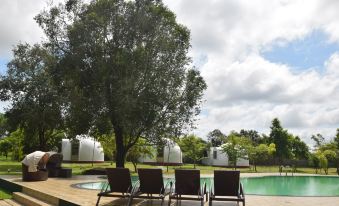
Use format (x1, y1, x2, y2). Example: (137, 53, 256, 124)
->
(62, 135, 104, 162)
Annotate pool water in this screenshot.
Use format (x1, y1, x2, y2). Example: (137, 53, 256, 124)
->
(74, 176, 339, 197)
(242, 176, 339, 196)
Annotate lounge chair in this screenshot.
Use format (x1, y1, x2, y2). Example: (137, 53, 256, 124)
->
(168, 169, 206, 206)
(128, 168, 171, 205)
(22, 153, 49, 182)
(209, 170, 245, 206)
(46, 153, 72, 178)
(96, 168, 133, 206)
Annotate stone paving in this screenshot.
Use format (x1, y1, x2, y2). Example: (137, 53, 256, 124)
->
(1, 173, 339, 206)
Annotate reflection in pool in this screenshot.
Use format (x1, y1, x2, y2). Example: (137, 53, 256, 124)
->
(73, 176, 339, 197)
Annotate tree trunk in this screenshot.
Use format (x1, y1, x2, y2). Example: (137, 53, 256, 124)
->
(132, 161, 137, 172)
(38, 128, 47, 151)
(194, 159, 196, 169)
(114, 127, 126, 168)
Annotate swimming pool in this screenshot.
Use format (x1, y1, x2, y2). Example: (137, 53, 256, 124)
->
(73, 176, 339, 197)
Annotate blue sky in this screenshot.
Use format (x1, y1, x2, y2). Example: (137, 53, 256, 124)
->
(0, 58, 8, 75)
(262, 30, 339, 71)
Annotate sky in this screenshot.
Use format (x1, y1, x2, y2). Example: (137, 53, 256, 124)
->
(1, 0, 339, 145)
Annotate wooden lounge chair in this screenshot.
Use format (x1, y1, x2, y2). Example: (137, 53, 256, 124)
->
(209, 170, 245, 206)
(168, 169, 206, 206)
(22, 153, 49, 182)
(96, 168, 133, 206)
(128, 168, 171, 205)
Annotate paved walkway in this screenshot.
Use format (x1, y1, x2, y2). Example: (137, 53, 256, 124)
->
(1, 173, 339, 206)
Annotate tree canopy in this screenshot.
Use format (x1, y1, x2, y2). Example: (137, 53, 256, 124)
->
(207, 129, 227, 147)
(34, 0, 206, 167)
(221, 134, 250, 170)
(269, 118, 291, 164)
(0, 44, 63, 152)
(179, 135, 207, 168)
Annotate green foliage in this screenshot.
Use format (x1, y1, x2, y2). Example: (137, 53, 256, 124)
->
(221, 134, 250, 170)
(290, 136, 309, 160)
(0, 139, 12, 159)
(6, 129, 24, 161)
(0, 113, 8, 138)
(248, 143, 276, 171)
(207, 129, 227, 147)
(311, 149, 336, 175)
(317, 151, 328, 174)
(126, 138, 154, 172)
(98, 134, 116, 162)
(311, 134, 325, 149)
(0, 44, 63, 152)
(334, 129, 339, 175)
(309, 153, 320, 173)
(269, 118, 291, 163)
(35, 0, 206, 167)
(179, 135, 207, 168)
(239, 129, 262, 145)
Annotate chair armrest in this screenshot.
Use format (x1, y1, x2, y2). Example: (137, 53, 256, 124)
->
(169, 179, 174, 195)
(100, 181, 109, 193)
(209, 178, 214, 197)
(130, 180, 140, 195)
(199, 181, 206, 196)
(240, 182, 245, 198)
(162, 178, 172, 195)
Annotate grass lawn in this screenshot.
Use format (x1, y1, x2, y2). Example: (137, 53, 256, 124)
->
(1, 155, 338, 176)
(0, 188, 12, 199)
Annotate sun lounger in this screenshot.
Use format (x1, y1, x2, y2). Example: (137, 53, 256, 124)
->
(96, 168, 133, 206)
(168, 169, 206, 206)
(209, 170, 245, 206)
(128, 168, 171, 205)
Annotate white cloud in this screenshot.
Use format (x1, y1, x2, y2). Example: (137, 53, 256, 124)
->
(0, 0, 50, 58)
(163, 0, 339, 142)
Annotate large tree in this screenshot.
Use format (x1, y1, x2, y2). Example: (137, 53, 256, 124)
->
(36, 0, 206, 167)
(221, 134, 250, 170)
(269, 118, 291, 164)
(248, 143, 276, 172)
(0, 44, 63, 152)
(207, 129, 227, 147)
(290, 136, 309, 160)
(179, 135, 207, 169)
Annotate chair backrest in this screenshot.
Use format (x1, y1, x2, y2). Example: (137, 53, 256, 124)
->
(138, 168, 164, 194)
(214, 170, 240, 196)
(106, 168, 132, 193)
(46, 153, 63, 169)
(175, 169, 200, 195)
(37, 153, 50, 169)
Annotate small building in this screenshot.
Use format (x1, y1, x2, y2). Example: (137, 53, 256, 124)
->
(138, 139, 183, 165)
(61, 135, 104, 163)
(202, 147, 249, 167)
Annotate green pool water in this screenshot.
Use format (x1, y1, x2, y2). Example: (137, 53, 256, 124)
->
(242, 176, 339, 196)
(74, 176, 339, 197)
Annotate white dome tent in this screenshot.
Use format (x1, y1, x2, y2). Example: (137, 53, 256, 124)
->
(139, 138, 183, 165)
(62, 135, 104, 163)
(202, 147, 249, 167)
